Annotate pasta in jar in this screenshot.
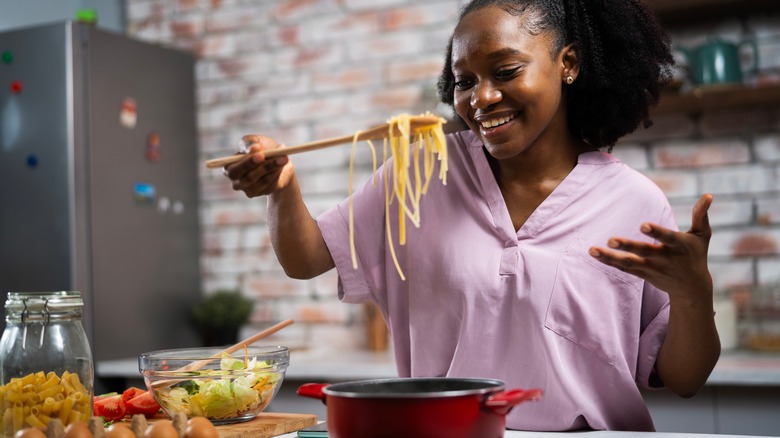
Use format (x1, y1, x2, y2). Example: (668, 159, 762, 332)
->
(0, 292, 93, 437)
(0, 371, 91, 435)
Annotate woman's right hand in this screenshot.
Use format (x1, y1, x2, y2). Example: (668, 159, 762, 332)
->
(223, 134, 294, 198)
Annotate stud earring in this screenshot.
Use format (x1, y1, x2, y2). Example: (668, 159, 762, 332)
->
(565, 76, 574, 85)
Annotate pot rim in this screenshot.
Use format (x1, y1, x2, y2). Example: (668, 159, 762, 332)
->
(321, 377, 506, 399)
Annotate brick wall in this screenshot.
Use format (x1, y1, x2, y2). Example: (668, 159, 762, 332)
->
(125, 0, 780, 350)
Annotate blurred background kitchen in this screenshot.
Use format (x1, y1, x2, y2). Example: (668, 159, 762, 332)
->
(1, 0, 780, 435)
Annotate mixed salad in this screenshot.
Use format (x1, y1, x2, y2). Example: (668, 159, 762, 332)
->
(153, 353, 283, 420)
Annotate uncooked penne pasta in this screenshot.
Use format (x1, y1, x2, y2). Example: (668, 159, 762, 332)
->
(0, 370, 91, 435)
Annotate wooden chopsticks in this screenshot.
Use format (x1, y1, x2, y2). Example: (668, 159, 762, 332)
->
(204, 115, 445, 169)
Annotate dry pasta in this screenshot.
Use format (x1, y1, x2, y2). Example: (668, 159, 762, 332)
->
(348, 112, 448, 280)
(0, 371, 91, 436)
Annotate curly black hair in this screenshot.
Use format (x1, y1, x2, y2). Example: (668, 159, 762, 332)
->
(436, 0, 674, 149)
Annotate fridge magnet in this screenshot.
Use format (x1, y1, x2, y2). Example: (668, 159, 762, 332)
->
(146, 131, 161, 162)
(10, 80, 23, 94)
(120, 97, 137, 129)
(133, 182, 156, 204)
(26, 154, 39, 169)
(157, 196, 170, 213)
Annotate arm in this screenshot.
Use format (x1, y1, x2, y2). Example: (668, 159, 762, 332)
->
(588, 194, 720, 397)
(224, 135, 335, 279)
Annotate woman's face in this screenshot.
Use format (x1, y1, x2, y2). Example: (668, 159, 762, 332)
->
(451, 6, 571, 160)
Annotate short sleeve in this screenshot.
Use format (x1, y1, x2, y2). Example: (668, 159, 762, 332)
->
(635, 201, 678, 389)
(316, 161, 393, 304)
(636, 290, 670, 389)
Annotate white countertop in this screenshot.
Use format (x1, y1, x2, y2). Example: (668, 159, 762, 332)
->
(273, 428, 773, 438)
(98, 347, 780, 387)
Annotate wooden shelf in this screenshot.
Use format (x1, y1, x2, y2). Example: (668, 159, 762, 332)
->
(653, 84, 780, 116)
(641, 0, 780, 115)
(646, 0, 780, 25)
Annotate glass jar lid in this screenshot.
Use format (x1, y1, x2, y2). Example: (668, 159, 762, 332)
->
(4, 291, 84, 322)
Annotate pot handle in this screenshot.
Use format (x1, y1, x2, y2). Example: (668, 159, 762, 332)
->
(484, 388, 543, 415)
(297, 383, 330, 404)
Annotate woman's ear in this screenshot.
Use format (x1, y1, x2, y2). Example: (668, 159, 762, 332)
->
(561, 44, 580, 84)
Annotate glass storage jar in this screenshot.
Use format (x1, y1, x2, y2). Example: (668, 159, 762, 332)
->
(745, 283, 780, 351)
(0, 291, 93, 436)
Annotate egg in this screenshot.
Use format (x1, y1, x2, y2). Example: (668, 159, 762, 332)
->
(14, 428, 46, 438)
(145, 419, 179, 438)
(105, 422, 136, 438)
(184, 417, 218, 438)
(63, 421, 93, 438)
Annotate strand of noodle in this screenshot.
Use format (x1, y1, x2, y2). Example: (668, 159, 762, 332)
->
(347, 135, 379, 270)
(403, 133, 421, 219)
(384, 137, 396, 205)
(422, 130, 435, 194)
(394, 115, 412, 244)
(349, 130, 361, 269)
(367, 140, 378, 185)
(412, 133, 422, 225)
(433, 126, 448, 184)
(390, 133, 406, 244)
(383, 139, 406, 280)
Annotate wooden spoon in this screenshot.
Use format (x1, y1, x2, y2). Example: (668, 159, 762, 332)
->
(179, 318, 294, 372)
(204, 115, 445, 169)
(149, 319, 294, 387)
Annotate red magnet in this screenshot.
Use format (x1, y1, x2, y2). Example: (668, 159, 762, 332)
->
(145, 132, 161, 162)
(120, 97, 137, 128)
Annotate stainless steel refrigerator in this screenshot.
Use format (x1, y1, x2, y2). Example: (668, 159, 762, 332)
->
(0, 21, 201, 364)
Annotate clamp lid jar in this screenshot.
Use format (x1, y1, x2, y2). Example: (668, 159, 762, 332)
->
(0, 291, 94, 435)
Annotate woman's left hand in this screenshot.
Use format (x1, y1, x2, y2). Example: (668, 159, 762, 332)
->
(588, 193, 713, 300)
(590, 194, 719, 396)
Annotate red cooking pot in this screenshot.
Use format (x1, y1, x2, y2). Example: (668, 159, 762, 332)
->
(297, 377, 542, 438)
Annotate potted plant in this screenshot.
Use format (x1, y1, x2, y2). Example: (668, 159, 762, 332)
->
(191, 290, 254, 346)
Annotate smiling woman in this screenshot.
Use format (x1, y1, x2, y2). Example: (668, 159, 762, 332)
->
(438, 0, 674, 151)
(221, 0, 720, 433)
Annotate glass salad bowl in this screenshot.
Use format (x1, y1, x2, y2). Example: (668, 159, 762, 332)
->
(139, 346, 289, 424)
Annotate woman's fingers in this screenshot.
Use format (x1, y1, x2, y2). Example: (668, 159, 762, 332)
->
(637, 222, 680, 248)
(240, 134, 278, 151)
(589, 245, 647, 273)
(689, 193, 713, 237)
(590, 195, 715, 295)
(220, 134, 291, 198)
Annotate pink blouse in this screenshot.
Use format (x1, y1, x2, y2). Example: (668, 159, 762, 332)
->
(317, 130, 675, 431)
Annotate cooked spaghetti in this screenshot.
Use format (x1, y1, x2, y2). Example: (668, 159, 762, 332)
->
(348, 112, 448, 280)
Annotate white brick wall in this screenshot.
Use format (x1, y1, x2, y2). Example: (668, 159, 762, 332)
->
(124, 0, 780, 350)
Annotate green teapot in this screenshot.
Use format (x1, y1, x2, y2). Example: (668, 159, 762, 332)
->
(676, 37, 759, 87)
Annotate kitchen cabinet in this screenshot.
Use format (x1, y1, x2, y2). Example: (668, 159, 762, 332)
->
(644, 350, 780, 436)
(643, 386, 780, 436)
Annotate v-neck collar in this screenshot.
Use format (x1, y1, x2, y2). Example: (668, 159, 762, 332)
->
(460, 131, 618, 241)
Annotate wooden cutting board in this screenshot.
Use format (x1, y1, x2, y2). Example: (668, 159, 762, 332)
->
(213, 413, 317, 438)
(149, 413, 317, 438)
